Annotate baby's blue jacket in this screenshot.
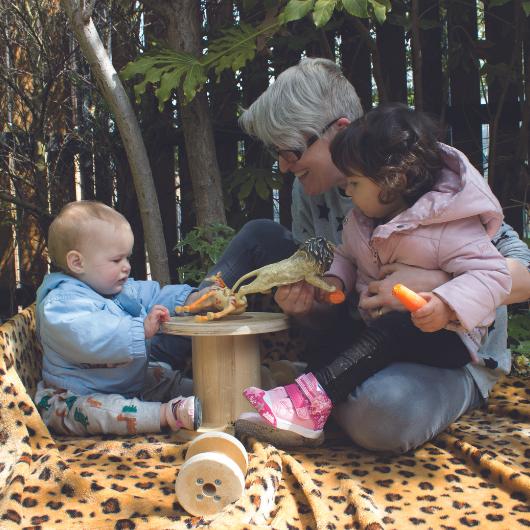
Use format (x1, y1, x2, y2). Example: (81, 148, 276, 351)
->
(35, 272, 195, 398)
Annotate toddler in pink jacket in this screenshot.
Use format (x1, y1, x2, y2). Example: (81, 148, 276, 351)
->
(243, 104, 511, 442)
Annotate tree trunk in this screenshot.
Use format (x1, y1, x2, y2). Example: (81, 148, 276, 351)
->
(142, 11, 178, 280)
(376, 3, 407, 103)
(272, 32, 301, 229)
(340, 16, 372, 111)
(446, 0, 483, 172)
(419, 0, 444, 118)
(60, 0, 170, 284)
(206, 1, 240, 227)
(485, 0, 524, 235)
(240, 53, 274, 222)
(0, 140, 16, 319)
(410, 0, 423, 109)
(163, 0, 227, 227)
(351, 17, 387, 103)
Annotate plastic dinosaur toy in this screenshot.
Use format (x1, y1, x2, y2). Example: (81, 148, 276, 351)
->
(176, 272, 248, 322)
(175, 237, 345, 322)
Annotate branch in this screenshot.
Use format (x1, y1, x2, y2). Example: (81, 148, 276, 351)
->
(60, 0, 170, 284)
(141, 0, 174, 20)
(351, 16, 387, 103)
(0, 72, 37, 117)
(488, 1, 522, 189)
(0, 191, 53, 221)
(318, 28, 334, 61)
(411, 0, 423, 110)
(82, 0, 96, 23)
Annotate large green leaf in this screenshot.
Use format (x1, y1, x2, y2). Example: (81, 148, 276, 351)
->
(207, 22, 264, 78)
(121, 49, 204, 105)
(155, 54, 206, 108)
(122, 20, 282, 107)
(133, 64, 174, 102)
(239, 177, 255, 200)
(313, 0, 338, 27)
(369, 0, 390, 24)
(279, 0, 315, 23)
(122, 55, 161, 78)
(342, 0, 368, 18)
(183, 63, 209, 102)
(255, 178, 270, 200)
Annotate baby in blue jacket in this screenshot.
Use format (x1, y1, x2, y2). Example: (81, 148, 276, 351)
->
(35, 200, 202, 436)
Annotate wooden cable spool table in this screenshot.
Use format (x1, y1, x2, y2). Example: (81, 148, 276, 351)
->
(161, 312, 289, 432)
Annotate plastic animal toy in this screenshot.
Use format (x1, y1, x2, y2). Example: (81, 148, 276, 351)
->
(175, 237, 345, 322)
(176, 272, 248, 322)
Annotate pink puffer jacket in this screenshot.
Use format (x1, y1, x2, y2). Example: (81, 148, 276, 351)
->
(328, 143, 512, 363)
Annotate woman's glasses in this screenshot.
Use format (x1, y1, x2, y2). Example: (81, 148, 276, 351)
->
(267, 119, 339, 163)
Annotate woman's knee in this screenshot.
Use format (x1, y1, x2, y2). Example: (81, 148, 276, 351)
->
(333, 384, 430, 454)
(239, 219, 292, 244)
(240, 219, 296, 258)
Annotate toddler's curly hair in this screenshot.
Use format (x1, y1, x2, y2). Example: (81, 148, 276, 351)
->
(330, 103, 444, 206)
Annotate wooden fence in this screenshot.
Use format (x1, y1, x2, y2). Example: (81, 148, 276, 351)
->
(1, 1, 528, 320)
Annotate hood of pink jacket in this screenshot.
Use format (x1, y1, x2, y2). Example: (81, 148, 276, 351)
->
(369, 143, 503, 242)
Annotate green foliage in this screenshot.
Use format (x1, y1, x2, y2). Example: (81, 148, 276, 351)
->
(342, 0, 368, 18)
(121, 0, 393, 109)
(508, 311, 530, 376)
(121, 21, 279, 109)
(174, 223, 235, 285)
(208, 23, 266, 78)
(121, 47, 207, 110)
(228, 167, 282, 202)
(508, 311, 530, 355)
(341, 0, 391, 24)
(280, 0, 391, 26)
(278, 0, 315, 24)
(312, 0, 337, 27)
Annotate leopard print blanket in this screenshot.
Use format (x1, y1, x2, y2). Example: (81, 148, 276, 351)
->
(0, 306, 528, 529)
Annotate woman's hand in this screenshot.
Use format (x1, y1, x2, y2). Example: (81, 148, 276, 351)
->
(314, 276, 345, 304)
(184, 286, 218, 308)
(274, 281, 316, 317)
(359, 263, 451, 318)
(504, 258, 530, 304)
(144, 304, 170, 339)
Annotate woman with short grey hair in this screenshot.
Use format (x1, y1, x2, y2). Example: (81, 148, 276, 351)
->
(174, 57, 530, 454)
(239, 57, 363, 154)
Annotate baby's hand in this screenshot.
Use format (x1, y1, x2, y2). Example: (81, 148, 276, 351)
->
(411, 293, 452, 332)
(144, 305, 170, 339)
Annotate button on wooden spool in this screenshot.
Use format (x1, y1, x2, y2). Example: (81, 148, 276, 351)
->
(175, 432, 249, 516)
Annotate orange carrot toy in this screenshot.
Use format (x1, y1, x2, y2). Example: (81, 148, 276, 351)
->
(392, 284, 427, 312)
(321, 289, 346, 304)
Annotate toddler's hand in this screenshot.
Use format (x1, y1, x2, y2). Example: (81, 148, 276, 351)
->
(411, 293, 452, 332)
(144, 305, 170, 339)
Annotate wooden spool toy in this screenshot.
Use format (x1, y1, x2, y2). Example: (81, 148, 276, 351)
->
(175, 432, 249, 516)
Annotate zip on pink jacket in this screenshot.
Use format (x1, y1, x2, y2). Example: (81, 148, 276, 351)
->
(327, 143, 512, 364)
